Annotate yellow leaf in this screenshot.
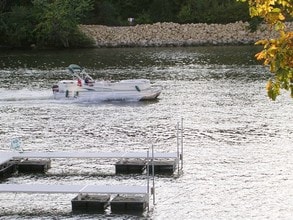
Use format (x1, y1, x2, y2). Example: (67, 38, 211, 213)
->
(278, 13, 285, 20)
(266, 80, 272, 91)
(255, 40, 268, 45)
(255, 51, 266, 60)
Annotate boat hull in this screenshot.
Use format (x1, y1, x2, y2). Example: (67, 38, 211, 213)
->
(53, 88, 161, 101)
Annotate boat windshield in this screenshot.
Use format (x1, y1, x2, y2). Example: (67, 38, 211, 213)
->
(68, 64, 83, 74)
(67, 64, 93, 81)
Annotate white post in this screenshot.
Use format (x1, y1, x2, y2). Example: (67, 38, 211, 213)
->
(176, 122, 180, 175)
(181, 117, 184, 170)
(152, 144, 155, 205)
(147, 149, 150, 212)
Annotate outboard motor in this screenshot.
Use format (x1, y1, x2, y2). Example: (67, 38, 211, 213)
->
(52, 85, 59, 93)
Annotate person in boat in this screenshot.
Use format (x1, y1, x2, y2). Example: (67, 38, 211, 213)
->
(77, 78, 82, 87)
(84, 76, 93, 86)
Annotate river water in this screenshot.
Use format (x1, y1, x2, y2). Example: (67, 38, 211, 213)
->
(0, 46, 292, 220)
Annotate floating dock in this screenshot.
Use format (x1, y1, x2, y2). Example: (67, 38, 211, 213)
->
(0, 150, 182, 213)
(0, 119, 184, 214)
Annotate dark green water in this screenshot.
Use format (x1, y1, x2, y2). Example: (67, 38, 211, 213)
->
(0, 46, 264, 89)
(0, 46, 260, 69)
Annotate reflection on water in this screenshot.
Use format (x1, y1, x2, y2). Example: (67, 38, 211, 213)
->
(0, 46, 292, 220)
(0, 46, 260, 69)
(0, 46, 265, 89)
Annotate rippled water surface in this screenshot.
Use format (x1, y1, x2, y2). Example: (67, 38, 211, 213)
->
(0, 46, 292, 219)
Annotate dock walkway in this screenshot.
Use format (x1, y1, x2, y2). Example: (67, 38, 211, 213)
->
(0, 151, 178, 161)
(0, 153, 14, 165)
(0, 183, 147, 195)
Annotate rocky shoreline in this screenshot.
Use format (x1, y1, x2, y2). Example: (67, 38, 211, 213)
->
(80, 21, 292, 48)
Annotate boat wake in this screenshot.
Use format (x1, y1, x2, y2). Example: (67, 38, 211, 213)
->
(0, 89, 53, 102)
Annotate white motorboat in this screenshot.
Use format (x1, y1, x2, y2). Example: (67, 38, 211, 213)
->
(52, 64, 162, 101)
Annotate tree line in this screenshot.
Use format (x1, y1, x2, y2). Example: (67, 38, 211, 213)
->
(0, 0, 253, 48)
(86, 0, 250, 25)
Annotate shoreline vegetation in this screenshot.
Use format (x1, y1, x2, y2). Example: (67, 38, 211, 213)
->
(1, 1, 291, 50)
(79, 21, 293, 48)
(1, 22, 292, 50)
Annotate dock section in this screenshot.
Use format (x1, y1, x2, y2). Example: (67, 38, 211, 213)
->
(0, 183, 150, 214)
(0, 150, 181, 176)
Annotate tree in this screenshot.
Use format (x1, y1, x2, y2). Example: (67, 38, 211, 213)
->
(149, 0, 174, 22)
(239, 0, 293, 100)
(178, 0, 249, 24)
(34, 0, 94, 48)
(0, 0, 94, 48)
(0, 5, 35, 46)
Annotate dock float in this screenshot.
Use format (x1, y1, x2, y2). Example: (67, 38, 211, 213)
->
(17, 159, 51, 173)
(0, 162, 16, 179)
(72, 194, 111, 213)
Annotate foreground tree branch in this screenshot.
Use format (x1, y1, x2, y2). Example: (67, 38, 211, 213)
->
(239, 0, 292, 100)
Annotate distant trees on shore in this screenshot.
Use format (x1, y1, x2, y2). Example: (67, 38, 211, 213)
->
(85, 0, 251, 25)
(0, 0, 252, 48)
(0, 0, 94, 48)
